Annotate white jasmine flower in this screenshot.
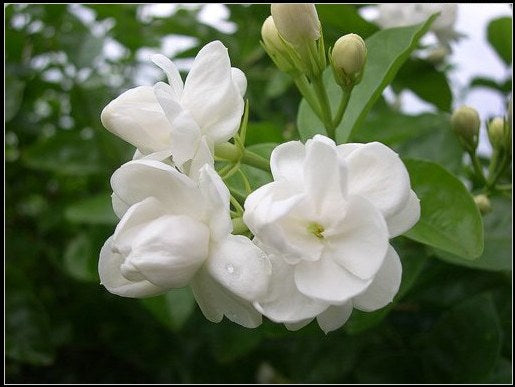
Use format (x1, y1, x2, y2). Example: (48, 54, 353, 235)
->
(99, 160, 270, 328)
(244, 135, 419, 332)
(101, 40, 246, 180)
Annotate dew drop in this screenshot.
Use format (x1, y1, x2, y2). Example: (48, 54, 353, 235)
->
(226, 263, 235, 274)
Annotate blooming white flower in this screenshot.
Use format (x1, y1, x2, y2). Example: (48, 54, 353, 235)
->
(243, 135, 420, 332)
(376, 4, 459, 47)
(100, 40, 246, 181)
(99, 160, 271, 328)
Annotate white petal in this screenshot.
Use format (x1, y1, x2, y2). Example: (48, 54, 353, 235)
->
(303, 137, 345, 216)
(182, 41, 243, 143)
(336, 142, 363, 159)
(353, 245, 402, 312)
(231, 67, 247, 96)
(285, 319, 314, 331)
(316, 302, 353, 334)
(386, 190, 421, 237)
(270, 140, 305, 185)
(187, 136, 214, 182)
(125, 214, 210, 289)
(191, 266, 262, 328)
(294, 255, 371, 304)
(98, 236, 165, 298)
(198, 163, 232, 241)
(111, 159, 203, 219)
(344, 142, 411, 217)
(101, 86, 173, 154)
(112, 192, 130, 219)
(151, 54, 184, 97)
(206, 235, 271, 301)
(254, 246, 328, 323)
(324, 195, 389, 280)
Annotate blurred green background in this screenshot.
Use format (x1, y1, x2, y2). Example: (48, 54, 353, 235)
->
(5, 4, 512, 383)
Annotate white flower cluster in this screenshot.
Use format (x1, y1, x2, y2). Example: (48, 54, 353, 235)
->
(99, 40, 420, 333)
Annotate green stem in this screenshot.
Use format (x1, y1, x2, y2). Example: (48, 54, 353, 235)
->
(221, 162, 241, 180)
(230, 195, 244, 215)
(214, 142, 241, 162)
(241, 149, 271, 172)
(312, 76, 334, 137)
(496, 183, 512, 191)
(231, 217, 249, 235)
(468, 150, 487, 186)
(332, 87, 352, 128)
(486, 151, 509, 189)
(294, 75, 322, 118)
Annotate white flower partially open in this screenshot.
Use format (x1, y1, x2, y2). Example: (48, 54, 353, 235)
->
(244, 135, 420, 332)
(101, 41, 246, 181)
(99, 160, 270, 328)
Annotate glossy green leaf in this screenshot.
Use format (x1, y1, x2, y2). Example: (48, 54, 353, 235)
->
(391, 58, 452, 112)
(404, 159, 484, 259)
(434, 196, 512, 271)
(487, 17, 512, 65)
(65, 193, 118, 225)
(335, 15, 437, 143)
(420, 293, 502, 383)
(140, 288, 196, 332)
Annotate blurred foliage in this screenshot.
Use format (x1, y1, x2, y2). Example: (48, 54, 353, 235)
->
(5, 4, 512, 383)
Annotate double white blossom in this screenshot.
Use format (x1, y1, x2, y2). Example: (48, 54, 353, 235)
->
(99, 160, 271, 328)
(101, 41, 246, 180)
(243, 135, 420, 332)
(376, 4, 459, 48)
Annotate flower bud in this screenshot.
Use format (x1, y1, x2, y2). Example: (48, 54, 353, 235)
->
(451, 106, 480, 150)
(331, 33, 367, 88)
(474, 194, 492, 214)
(487, 117, 506, 149)
(261, 16, 297, 74)
(271, 4, 321, 46)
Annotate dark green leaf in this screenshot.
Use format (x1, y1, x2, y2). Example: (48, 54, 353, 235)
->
(404, 159, 484, 259)
(420, 292, 502, 383)
(63, 233, 100, 282)
(392, 58, 452, 112)
(434, 196, 512, 271)
(5, 74, 25, 122)
(140, 288, 196, 332)
(470, 76, 512, 94)
(65, 193, 118, 225)
(487, 17, 512, 65)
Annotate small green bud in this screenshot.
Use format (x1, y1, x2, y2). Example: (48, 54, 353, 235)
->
(330, 33, 367, 88)
(451, 106, 480, 150)
(270, 4, 321, 46)
(261, 16, 297, 74)
(474, 194, 492, 214)
(487, 117, 506, 149)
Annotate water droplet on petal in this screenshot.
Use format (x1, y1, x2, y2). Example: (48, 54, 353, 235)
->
(226, 263, 235, 274)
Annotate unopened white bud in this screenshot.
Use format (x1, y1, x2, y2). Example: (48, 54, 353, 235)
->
(331, 33, 367, 87)
(474, 194, 492, 214)
(271, 4, 321, 46)
(451, 106, 480, 150)
(487, 117, 506, 149)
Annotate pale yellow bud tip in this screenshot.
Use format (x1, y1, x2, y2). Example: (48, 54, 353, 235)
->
(451, 106, 480, 148)
(271, 3, 321, 45)
(487, 117, 506, 148)
(332, 33, 367, 77)
(474, 194, 491, 214)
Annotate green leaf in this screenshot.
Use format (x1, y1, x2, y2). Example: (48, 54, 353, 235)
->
(434, 196, 512, 271)
(404, 159, 484, 259)
(346, 238, 428, 334)
(470, 76, 512, 94)
(22, 130, 105, 175)
(420, 292, 502, 383)
(6, 265, 55, 366)
(335, 15, 438, 143)
(487, 17, 512, 65)
(391, 58, 452, 112)
(63, 233, 100, 282)
(5, 74, 25, 122)
(140, 288, 196, 332)
(317, 4, 379, 43)
(65, 193, 118, 225)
